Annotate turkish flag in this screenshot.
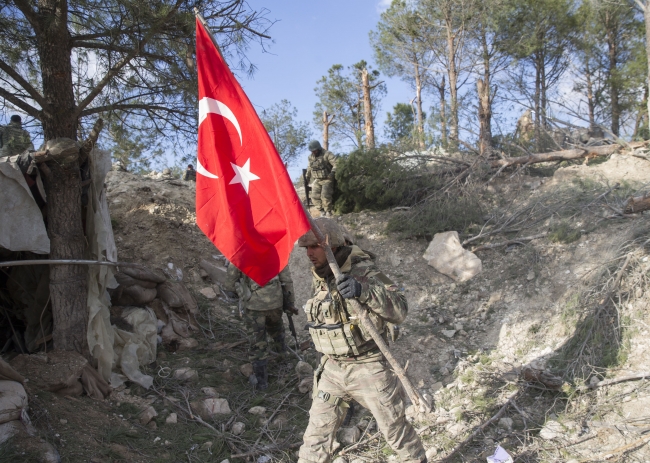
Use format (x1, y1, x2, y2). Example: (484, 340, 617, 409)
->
(195, 18, 310, 286)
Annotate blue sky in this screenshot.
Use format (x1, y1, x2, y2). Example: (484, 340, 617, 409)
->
(236, 0, 413, 179)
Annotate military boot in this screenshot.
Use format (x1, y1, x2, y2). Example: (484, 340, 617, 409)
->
(252, 359, 268, 390)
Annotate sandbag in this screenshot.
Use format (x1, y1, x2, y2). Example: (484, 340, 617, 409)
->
(114, 272, 158, 289)
(121, 284, 157, 305)
(10, 351, 87, 395)
(0, 380, 28, 424)
(0, 357, 24, 383)
(157, 280, 198, 314)
(121, 266, 165, 284)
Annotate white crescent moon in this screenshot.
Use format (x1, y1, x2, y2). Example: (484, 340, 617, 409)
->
(198, 97, 243, 145)
(197, 97, 243, 179)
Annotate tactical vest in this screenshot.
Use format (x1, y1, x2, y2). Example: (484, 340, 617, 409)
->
(305, 277, 385, 357)
(309, 151, 333, 180)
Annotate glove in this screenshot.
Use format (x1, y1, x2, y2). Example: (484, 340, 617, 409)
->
(336, 275, 362, 299)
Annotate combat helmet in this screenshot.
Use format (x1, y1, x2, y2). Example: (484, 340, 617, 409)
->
(298, 217, 345, 247)
(308, 140, 322, 152)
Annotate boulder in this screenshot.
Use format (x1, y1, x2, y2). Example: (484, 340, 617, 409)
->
(199, 287, 217, 299)
(423, 231, 482, 282)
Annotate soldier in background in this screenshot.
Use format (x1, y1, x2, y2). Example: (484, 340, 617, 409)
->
(224, 262, 296, 390)
(183, 164, 196, 182)
(0, 115, 34, 158)
(297, 217, 426, 463)
(305, 140, 337, 217)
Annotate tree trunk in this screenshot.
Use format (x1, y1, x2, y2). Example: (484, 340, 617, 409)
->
(439, 76, 448, 147)
(322, 111, 334, 151)
(414, 63, 424, 149)
(606, 13, 620, 137)
(491, 144, 620, 168)
(585, 61, 596, 131)
(35, 0, 89, 356)
(361, 68, 375, 150)
(646, 3, 650, 131)
(446, 19, 459, 149)
(477, 28, 492, 157)
(534, 52, 542, 152)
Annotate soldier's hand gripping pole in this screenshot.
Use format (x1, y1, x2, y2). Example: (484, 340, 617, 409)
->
(305, 211, 432, 413)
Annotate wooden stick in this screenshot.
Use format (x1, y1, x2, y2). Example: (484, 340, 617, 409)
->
(439, 392, 518, 462)
(339, 431, 382, 455)
(578, 372, 650, 391)
(306, 211, 431, 412)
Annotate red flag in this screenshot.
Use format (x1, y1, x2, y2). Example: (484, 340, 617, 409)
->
(195, 18, 310, 286)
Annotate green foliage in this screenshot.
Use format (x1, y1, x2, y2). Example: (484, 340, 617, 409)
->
(548, 221, 581, 244)
(260, 100, 311, 166)
(334, 147, 433, 213)
(384, 103, 425, 143)
(314, 61, 386, 149)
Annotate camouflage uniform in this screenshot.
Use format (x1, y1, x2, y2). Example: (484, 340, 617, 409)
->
(183, 166, 196, 181)
(0, 121, 34, 158)
(297, 228, 425, 462)
(224, 264, 295, 362)
(305, 149, 337, 214)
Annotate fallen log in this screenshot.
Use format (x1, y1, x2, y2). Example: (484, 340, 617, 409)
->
(491, 144, 621, 168)
(624, 192, 650, 214)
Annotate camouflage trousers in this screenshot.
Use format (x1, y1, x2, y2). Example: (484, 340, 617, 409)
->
(243, 308, 285, 362)
(311, 179, 334, 212)
(298, 356, 425, 463)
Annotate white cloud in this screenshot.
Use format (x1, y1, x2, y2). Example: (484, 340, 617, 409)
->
(376, 0, 392, 13)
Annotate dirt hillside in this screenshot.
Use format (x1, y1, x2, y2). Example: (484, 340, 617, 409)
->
(8, 153, 650, 463)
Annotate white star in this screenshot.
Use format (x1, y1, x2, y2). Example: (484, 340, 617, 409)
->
(229, 158, 260, 194)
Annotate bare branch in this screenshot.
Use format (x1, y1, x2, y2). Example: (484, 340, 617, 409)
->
(0, 86, 40, 118)
(0, 57, 50, 111)
(79, 104, 189, 118)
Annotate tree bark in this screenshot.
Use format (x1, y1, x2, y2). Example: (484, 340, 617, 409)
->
(606, 11, 620, 136)
(646, 3, 650, 131)
(624, 192, 650, 214)
(477, 27, 493, 157)
(445, 15, 459, 149)
(34, 0, 89, 356)
(490, 144, 620, 168)
(414, 63, 424, 149)
(585, 61, 596, 131)
(322, 111, 335, 151)
(438, 76, 448, 147)
(361, 67, 375, 150)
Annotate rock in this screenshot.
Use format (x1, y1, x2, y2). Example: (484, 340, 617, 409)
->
(173, 368, 198, 382)
(333, 457, 347, 463)
(454, 323, 463, 331)
(201, 441, 213, 451)
(139, 406, 158, 425)
(539, 420, 564, 440)
(425, 447, 438, 459)
(240, 363, 254, 377)
(439, 367, 450, 376)
(338, 426, 361, 445)
(295, 361, 314, 379)
(430, 382, 443, 393)
(200, 259, 229, 285)
(201, 387, 219, 397)
(192, 398, 231, 419)
(441, 330, 456, 338)
(257, 457, 272, 463)
(526, 270, 535, 281)
(177, 338, 199, 351)
(220, 460, 230, 463)
(446, 422, 467, 437)
(231, 422, 245, 435)
(59, 419, 67, 425)
(165, 413, 177, 424)
(423, 231, 482, 282)
(270, 413, 289, 429)
(199, 287, 217, 299)
(248, 406, 266, 416)
(498, 417, 513, 431)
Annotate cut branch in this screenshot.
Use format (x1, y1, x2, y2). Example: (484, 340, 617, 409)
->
(491, 145, 620, 169)
(79, 118, 104, 164)
(624, 192, 650, 214)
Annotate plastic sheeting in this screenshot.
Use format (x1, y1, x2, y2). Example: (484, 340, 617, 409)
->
(112, 307, 158, 389)
(0, 157, 49, 254)
(85, 148, 118, 382)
